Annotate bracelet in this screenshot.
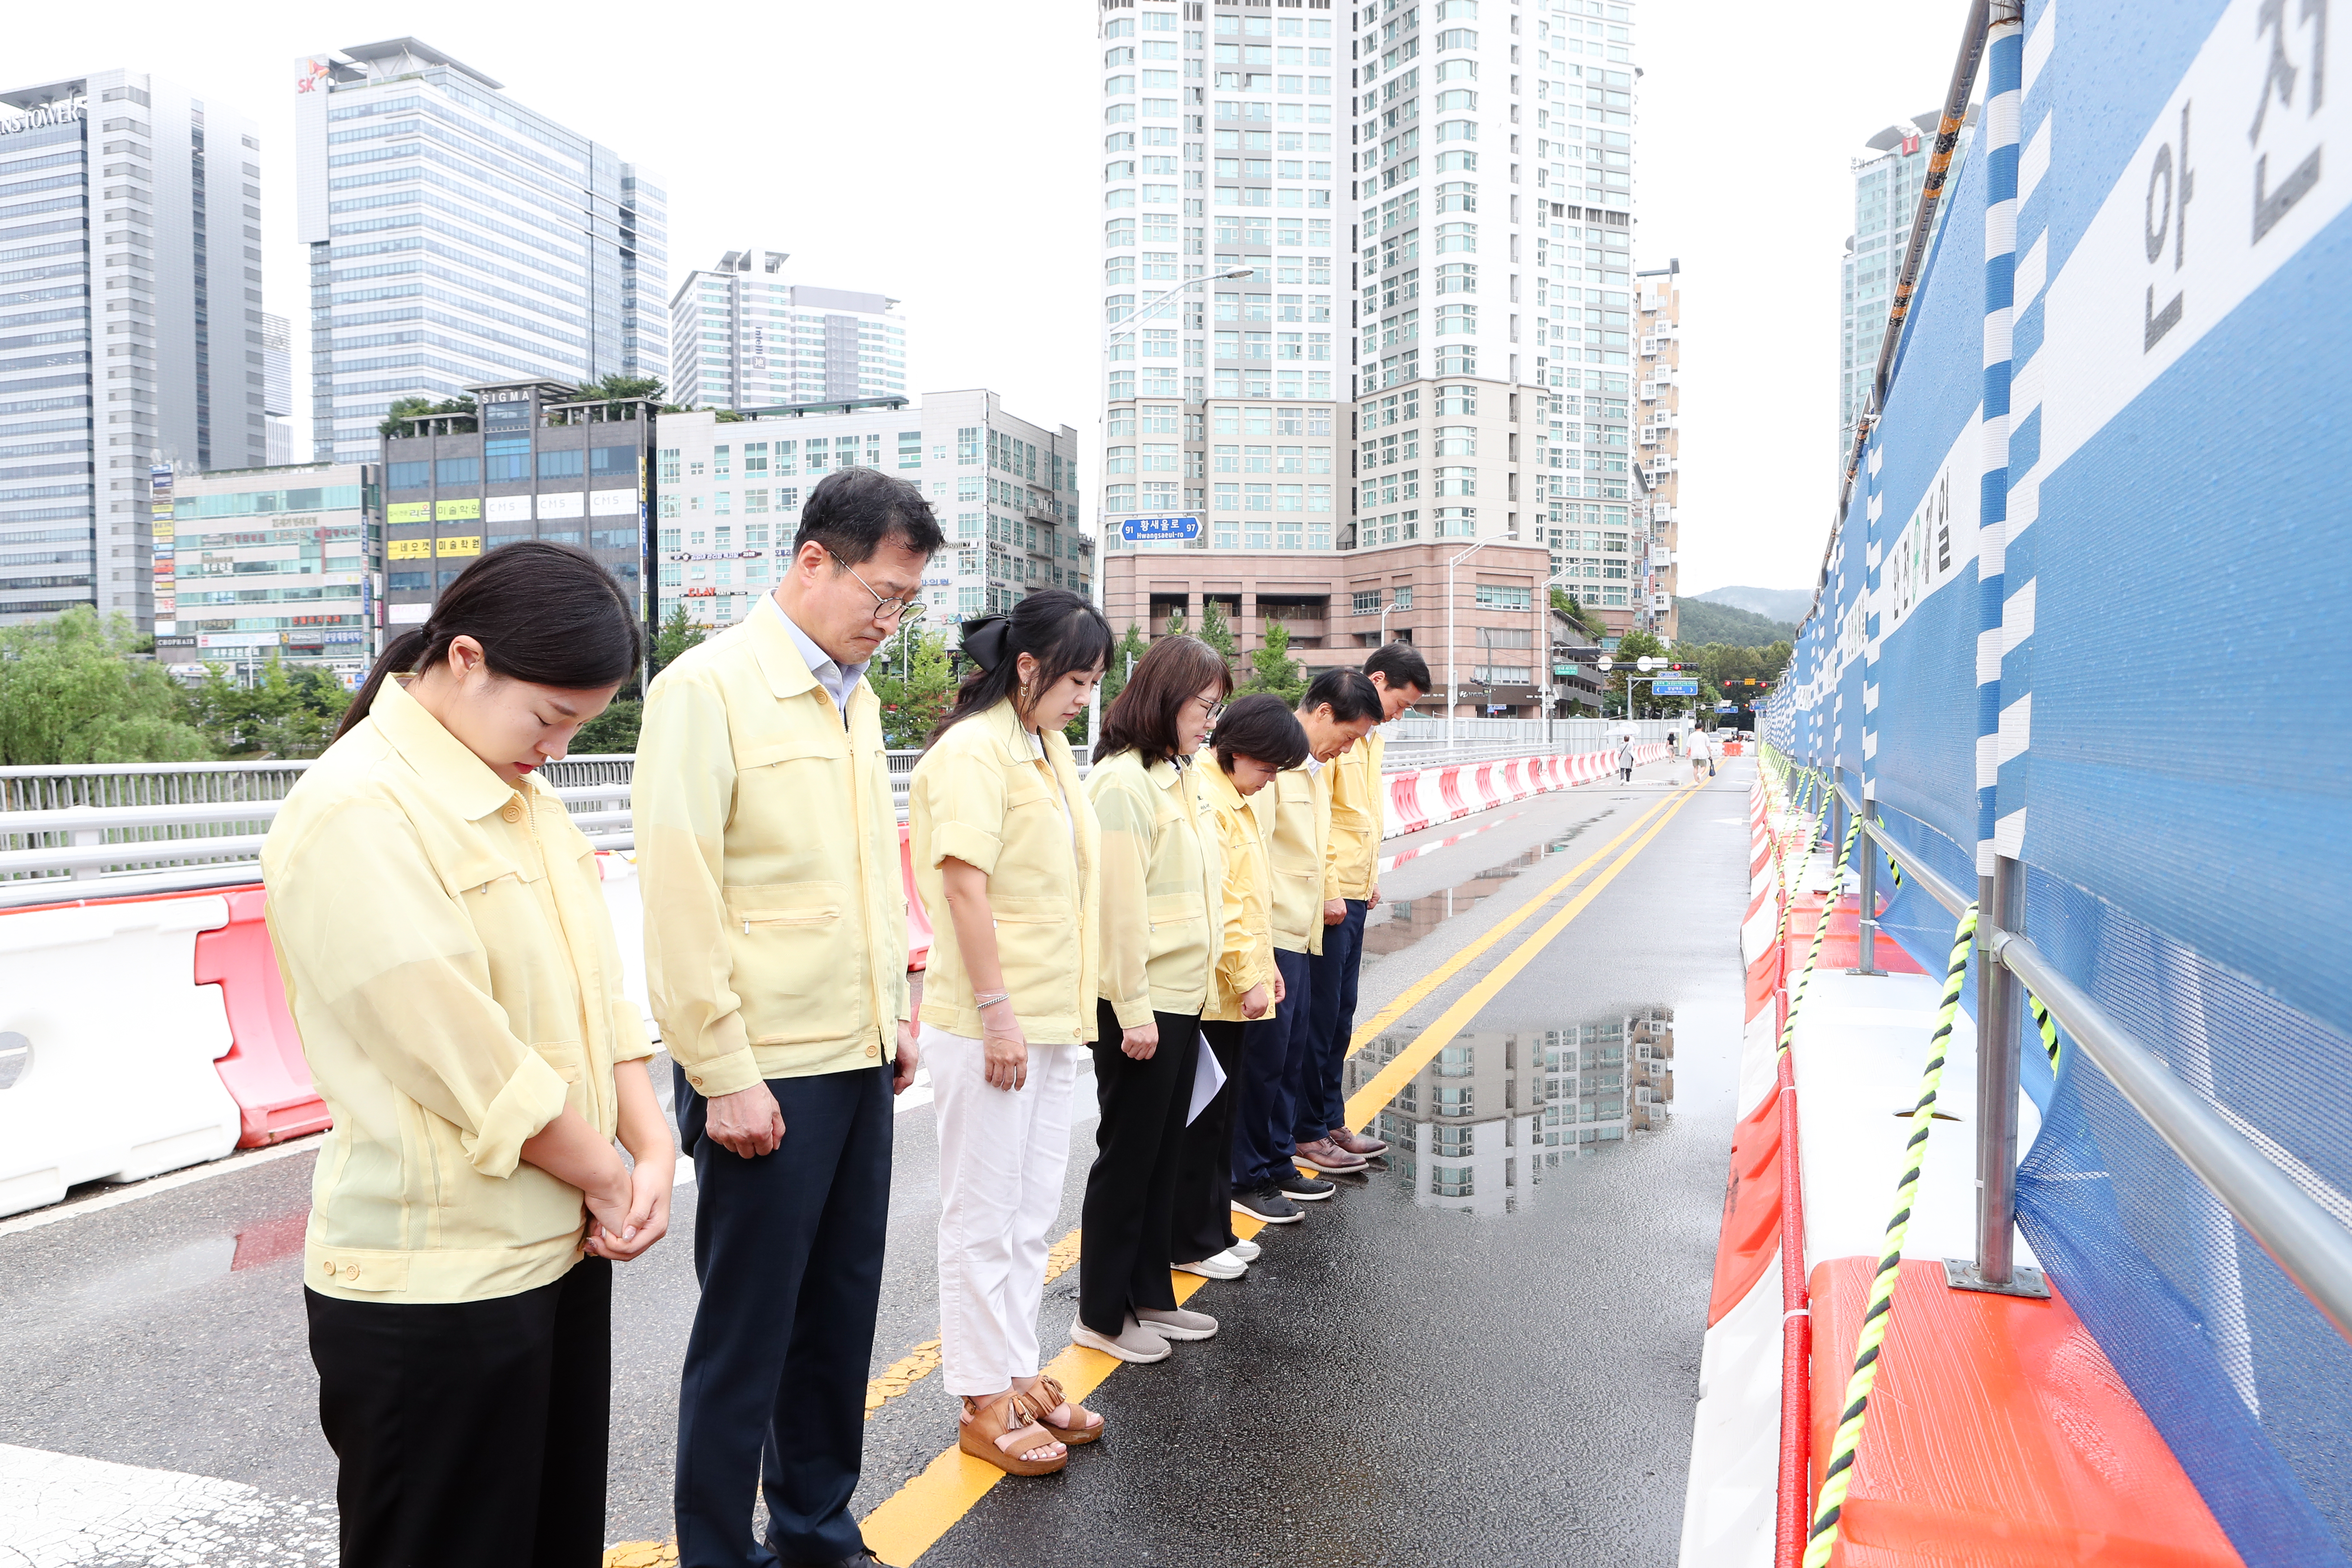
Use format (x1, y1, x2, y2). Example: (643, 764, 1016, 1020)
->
(973, 990, 1013, 1010)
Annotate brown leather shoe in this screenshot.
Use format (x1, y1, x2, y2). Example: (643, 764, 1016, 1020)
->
(1328, 1124, 1389, 1157)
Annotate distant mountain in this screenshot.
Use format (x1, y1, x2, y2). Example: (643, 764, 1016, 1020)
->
(1673, 596, 1797, 648)
(1691, 585, 1814, 625)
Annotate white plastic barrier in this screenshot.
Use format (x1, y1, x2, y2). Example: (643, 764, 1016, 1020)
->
(0, 894, 243, 1219)
(593, 853, 657, 1037)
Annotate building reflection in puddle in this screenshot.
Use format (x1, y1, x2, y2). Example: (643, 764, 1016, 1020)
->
(1342, 1009, 1675, 1215)
(1362, 819, 1600, 966)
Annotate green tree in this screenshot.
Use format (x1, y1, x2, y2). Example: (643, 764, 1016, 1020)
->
(1099, 622, 1149, 711)
(870, 624, 955, 749)
(1197, 598, 1236, 662)
(0, 608, 214, 764)
(377, 394, 477, 437)
(571, 699, 642, 755)
(1550, 588, 1604, 642)
(1238, 616, 1306, 703)
(1606, 628, 1673, 719)
(188, 658, 353, 758)
(651, 603, 705, 677)
(1162, 608, 1189, 638)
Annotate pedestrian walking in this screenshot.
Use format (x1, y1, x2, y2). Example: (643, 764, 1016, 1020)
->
(1075, 635, 1229, 1358)
(264, 544, 667, 1568)
(1689, 727, 1715, 780)
(637, 469, 941, 1568)
(1235, 671, 1382, 1222)
(909, 589, 1112, 1478)
(1297, 642, 1431, 1187)
(1618, 735, 1638, 783)
(1179, 696, 1309, 1286)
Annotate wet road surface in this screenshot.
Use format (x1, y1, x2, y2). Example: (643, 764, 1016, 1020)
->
(0, 753, 1750, 1567)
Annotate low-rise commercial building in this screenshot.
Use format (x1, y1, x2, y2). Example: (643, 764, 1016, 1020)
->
(654, 390, 1085, 634)
(1101, 536, 1558, 715)
(152, 460, 381, 674)
(378, 379, 652, 637)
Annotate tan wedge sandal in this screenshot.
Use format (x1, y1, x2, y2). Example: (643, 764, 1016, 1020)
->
(958, 1390, 1068, 1476)
(1022, 1373, 1104, 1447)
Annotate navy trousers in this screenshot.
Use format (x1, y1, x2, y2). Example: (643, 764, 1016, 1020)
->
(1233, 947, 1313, 1191)
(673, 1062, 891, 1568)
(1297, 899, 1368, 1141)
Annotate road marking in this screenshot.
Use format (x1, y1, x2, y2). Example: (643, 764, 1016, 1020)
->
(0, 1442, 332, 1565)
(1375, 810, 1522, 874)
(857, 1211, 1267, 1568)
(1342, 789, 1683, 1057)
(1343, 782, 1701, 1131)
(852, 783, 1701, 1568)
(0, 1136, 321, 1240)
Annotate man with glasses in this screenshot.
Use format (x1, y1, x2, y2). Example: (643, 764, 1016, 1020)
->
(637, 466, 944, 1568)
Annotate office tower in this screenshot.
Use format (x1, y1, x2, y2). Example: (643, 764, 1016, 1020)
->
(261, 312, 293, 463)
(669, 250, 908, 410)
(655, 391, 1083, 633)
(0, 72, 266, 629)
(292, 38, 668, 465)
(1839, 111, 1973, 469)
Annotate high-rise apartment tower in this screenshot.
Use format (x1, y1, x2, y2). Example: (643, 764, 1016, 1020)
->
(669, 249, 907, 410)
(1838, 110, 1974, 469)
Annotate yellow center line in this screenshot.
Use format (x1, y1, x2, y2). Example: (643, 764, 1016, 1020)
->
(1341, 788, 1682, 1060)
(1341, 781, 1701, 1132)
(855, 781, 1702, 1568)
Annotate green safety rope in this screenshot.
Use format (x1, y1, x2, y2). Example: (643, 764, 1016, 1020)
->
(1775, 811, 1864, 1063)
(2029, 989, 2060, 1068)
(1802, 900, 1978, 1568)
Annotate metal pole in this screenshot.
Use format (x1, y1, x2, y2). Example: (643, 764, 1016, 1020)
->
(1444, 538, 1486, 750)
(1850, 782, 1887, 977)
(1971, 853, 2026, 1285)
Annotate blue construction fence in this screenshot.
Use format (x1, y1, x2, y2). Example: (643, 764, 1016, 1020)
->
(1762, 1, 2351, 1561)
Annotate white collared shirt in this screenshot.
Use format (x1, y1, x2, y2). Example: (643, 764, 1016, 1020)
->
(761, 591, 870, 720)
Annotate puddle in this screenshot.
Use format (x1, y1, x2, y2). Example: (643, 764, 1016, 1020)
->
(1361, 818, 1598, 964)
(1341, 1008, 1676, 1215)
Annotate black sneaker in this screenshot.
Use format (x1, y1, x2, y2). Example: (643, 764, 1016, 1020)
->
(1278, 1173, 1336, 1202)
(1232, 1186, 1304, 1224)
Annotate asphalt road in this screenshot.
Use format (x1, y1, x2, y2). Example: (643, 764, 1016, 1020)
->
(0, 752, 1750, 1568)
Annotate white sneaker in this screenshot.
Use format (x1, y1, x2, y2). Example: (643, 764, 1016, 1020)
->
(1172, 1250, 1247, 1280)
(1070, 1312, 1173, 1363)
(1227, 1238, 1261, 1263)
(1137, 1305, 1219, 1340)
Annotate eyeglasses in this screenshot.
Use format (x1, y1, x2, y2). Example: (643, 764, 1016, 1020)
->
(829, 548, 926, 624)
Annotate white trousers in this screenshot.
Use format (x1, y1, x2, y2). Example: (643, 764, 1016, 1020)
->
(925, 1023, 1079, 1398)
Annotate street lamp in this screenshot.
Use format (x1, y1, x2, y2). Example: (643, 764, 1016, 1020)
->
(1105, 266, 1255, 340)
(1444, 538, 1488, 750)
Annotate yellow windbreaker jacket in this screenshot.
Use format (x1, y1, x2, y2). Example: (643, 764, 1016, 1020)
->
(634, 609, 910, 1100)
(909, 698, 1102, 1043)
(1197, 755, 1275, 1023)
(262, 679, 653, 1305)
(1087, 748, 1221, 1027)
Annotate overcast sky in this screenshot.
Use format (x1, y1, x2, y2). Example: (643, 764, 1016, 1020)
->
(11, 0, 1972, 597)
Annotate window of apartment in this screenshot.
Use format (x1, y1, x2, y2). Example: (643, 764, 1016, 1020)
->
(435, 457, 479, 486)
(957, 426, 981, 464)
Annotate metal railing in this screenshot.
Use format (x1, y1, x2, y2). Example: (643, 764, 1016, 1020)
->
(3, 727, 1678, 909)
(1826, 767, 2352, 1344)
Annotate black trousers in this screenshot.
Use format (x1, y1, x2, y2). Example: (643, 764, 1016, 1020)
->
(1078, 1001, 1199, 1335)
(1174, 1020, 1247, 1264)
(306, 1257, 612, 1568)
(674, 1063, 892, 1568)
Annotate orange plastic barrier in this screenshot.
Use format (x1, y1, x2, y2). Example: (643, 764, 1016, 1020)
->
(899, 823, 933, 972)
(194, 886, 331, 1147)
(1708, 1087, 1785, 1326)
(1806, 1257, 2243, 1568)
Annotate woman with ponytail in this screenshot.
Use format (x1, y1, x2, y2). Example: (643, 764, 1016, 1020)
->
(907, 588, 1112, 1476)
(261, 542, 665, 1567)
